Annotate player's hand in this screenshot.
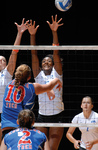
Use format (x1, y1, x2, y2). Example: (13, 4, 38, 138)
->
(26, 20, 39, 35)
(74, 140, 81, 149)
(55, 80, 62, 91)
(46, 14, 63, 32)
(47, 90, 55, 100)
(86, 141, 93, 150)
(15, 18, 29, 34)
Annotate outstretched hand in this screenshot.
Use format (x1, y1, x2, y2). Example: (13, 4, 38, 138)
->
(26, 20, 39, 35)
(14, 18, 29, 34)
(46, 14, 63, 32)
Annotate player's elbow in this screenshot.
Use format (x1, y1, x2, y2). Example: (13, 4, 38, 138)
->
(66, 131, 70, 139)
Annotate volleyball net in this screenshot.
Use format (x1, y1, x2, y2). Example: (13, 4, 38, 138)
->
(0, 45, 98, 128)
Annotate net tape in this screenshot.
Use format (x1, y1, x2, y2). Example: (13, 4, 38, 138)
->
(1, 45, 98, 50)
(34, 123, 98, 127)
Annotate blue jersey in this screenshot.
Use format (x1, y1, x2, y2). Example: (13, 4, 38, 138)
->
(1, 80, 36, 129)
(4, 128, 47, 150)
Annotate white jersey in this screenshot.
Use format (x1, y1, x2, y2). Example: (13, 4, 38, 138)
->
(35, 67, 64, 116)
(0, 67, 12, 113)
(72, 111, 98, 150)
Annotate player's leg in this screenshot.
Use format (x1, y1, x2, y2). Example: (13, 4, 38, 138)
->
(36, 114, 49, 137)
(48, 127, 64, 150)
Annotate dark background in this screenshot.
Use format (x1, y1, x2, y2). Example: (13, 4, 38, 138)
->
(2, 0, 98, 45)
(1, 0, 98, 149)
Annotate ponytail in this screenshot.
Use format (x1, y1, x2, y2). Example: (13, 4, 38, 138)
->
(14, 64, 31, 90)
(15, 71, 22, 89)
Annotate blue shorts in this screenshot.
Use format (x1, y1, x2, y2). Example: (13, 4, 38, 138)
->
(37, 111, 64, 123)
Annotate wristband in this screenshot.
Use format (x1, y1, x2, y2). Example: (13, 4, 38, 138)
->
(13, 49, 19, 53)
(52, 43, 59, 46)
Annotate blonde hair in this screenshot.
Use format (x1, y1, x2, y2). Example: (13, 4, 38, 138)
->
(15, 64, 31, 89)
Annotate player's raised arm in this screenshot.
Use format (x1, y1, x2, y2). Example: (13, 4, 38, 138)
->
(27, 20, 40, 78)
(47, 14, 63, 75)
(7, 18, 29, 75)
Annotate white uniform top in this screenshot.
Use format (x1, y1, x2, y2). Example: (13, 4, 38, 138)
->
(72, 111, 98, 150)
(0, 67, 12, 113)
(35, 67, 64, 116)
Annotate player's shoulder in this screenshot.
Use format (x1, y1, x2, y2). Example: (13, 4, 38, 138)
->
(5, 128, 17, 140)
(72, 112, 83, 122)
(92, 111, 98, 116)
(24, 82, 35, 90)
(26, 82, 33, 87)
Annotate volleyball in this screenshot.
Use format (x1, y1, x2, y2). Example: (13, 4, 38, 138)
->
(55, 0, 72, 12)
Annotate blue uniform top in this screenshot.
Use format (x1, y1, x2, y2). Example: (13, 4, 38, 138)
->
(1, 80, 36, 129)
(4, 128, 47, 150)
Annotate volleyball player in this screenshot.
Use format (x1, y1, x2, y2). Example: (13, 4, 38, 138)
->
(1, 109, 50, 150)
(66, 96, 98, 150)
(27, 15, 64, 150)
(1, 64, 62, 140)
(0, 18, 28, 144)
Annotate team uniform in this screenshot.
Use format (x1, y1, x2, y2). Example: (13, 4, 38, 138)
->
(4, 128, 46, 150)
(35, 67, 64, 122)
(0, 67, 12, 114)
(72, 111, 98, 150)
(1, 79, 36, 129)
